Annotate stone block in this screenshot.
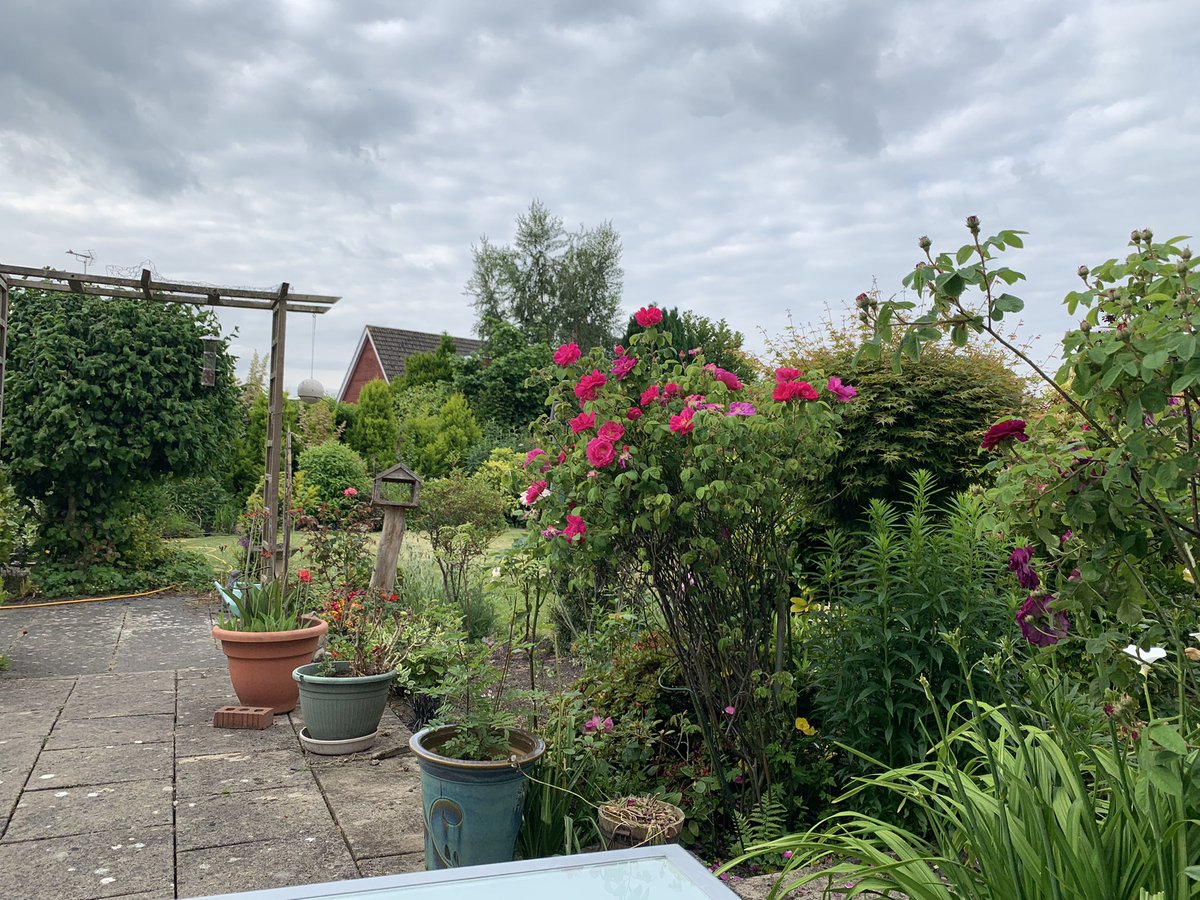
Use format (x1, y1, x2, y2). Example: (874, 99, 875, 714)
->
(29, 743, 173, 790)
(3, 779, 173, 842)
(0, 823, 172, 899)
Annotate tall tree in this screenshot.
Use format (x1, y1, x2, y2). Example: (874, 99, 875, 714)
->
(3, 289, 239, 563)
(466, 199, 623, 350)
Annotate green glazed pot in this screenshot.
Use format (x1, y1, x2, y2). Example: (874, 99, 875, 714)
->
(409, 725, 545, 870)
(292, 661, 395, 741)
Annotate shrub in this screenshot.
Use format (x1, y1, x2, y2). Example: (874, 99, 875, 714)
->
(805, 473, 1017, 787)
(347, 378, 399, 474)
(773, 318, 1029, 527)
(401, 393, 483, 478)
(296, 441, 371, 506)
(530, 315, 846, 817)
(410, 473, 507, 637)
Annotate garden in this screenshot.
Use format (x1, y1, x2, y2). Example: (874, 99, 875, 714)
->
(2, 216, 1199, 898)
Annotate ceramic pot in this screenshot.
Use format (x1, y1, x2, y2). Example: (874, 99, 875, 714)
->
(409, 725, 545, 870)
(293, 661, 395, 742)
(212, 615, 327, 713)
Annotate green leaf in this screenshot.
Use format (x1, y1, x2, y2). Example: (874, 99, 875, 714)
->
(993, 294, 1024, 315)
(1146, 723, 1188, 755)
(1147, 762, 1183, 797)
(956, 245, 974, 265)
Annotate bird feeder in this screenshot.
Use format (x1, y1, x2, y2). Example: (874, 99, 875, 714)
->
(201, 337, 219, 387)
(297, 377, 324, 404)
(369, 462, 422, 593)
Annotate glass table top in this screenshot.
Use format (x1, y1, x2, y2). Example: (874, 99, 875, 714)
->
(194, 846, 739, 900)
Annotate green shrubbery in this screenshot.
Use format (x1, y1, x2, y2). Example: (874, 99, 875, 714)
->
(296, 441, 371, 506)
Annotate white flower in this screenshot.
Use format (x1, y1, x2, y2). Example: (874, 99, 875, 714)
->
(1122, 644, 1168, 664)
(1191, 632, 1200, 643)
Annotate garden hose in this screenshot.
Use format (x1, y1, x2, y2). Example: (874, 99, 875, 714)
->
(0, 585, 179, 609)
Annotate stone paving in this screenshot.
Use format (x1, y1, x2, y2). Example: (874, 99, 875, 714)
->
(0, 593, 426, 900)
(0, 592, 804, 900)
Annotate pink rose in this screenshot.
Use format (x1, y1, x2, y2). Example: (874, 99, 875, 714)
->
(634, 306, 663, 327)
(826, 376, 857, 403)
(598, 420, 625, 442)
(524, 448, 547, 468)
(553, 343, 582, 367)
(342, 487, 358, 497)
(574, 369, 607, 403)
(627, 407, 643, 421)
(611, 355, 637, 380)
(586, 437, 617, 467)
(775, 367, 802, 382)
(523, 480, 548, 506)
(640, 385, 660, 407)
(664, 383, 680, 398)
(563, 514, 587, 544)
(569, 411, 596, 434)
(613, 345, 626, 357)
(669, 408, 695, 435)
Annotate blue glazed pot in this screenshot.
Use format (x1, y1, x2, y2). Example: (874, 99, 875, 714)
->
(409, 725, 545, 870)
(292, 661, 395, 741)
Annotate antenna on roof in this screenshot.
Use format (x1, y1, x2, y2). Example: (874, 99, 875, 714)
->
(66, 249, 95, 274)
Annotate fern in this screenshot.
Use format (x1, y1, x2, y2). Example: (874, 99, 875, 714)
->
(733, 786, 789, 851)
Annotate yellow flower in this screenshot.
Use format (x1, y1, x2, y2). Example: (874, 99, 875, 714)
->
(794, 717, 817, 736)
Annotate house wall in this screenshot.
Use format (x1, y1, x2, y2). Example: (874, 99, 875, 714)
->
(340, 344, 386, 403)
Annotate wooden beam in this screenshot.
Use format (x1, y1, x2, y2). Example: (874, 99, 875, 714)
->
(0, 279, 7, 453)
(140, 268, 153, 301)
(0, 263, 339, 305)
(5, 278, 332, 314)
(263, 288, 288, 582)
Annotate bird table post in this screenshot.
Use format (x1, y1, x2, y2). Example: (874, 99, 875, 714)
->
(369, 462, 422, 594)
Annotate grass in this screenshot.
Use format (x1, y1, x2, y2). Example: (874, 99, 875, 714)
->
(171, 527, 528, 581)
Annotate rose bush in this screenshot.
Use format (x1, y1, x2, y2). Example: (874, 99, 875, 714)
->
(525, 311, 853, 812)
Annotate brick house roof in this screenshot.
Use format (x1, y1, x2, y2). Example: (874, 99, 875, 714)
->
(367, 326, 482, 381)
(337, 325, 482, 402)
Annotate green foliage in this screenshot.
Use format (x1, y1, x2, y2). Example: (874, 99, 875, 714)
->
(456, 320, 554, 430)
(401, 393, 483, 478)
(735, 673, 1200, 900)
(869, 220, 1200, 659)
(3, 289, 240, 564)
(731, 787, 788, 850)
(0, 470, 24, 563)
(410, 473, 507, 636)
(778, 322, 1029, 527)
(473, 447, 527, 520)
(624, 307, 754, 381)
(393, 333, 460, 391)
(30, 547, 214, 598)
(298, 498, 376, 595)
(806, 474, 1016, 782)
(296, 441, 371, 506)
(346, 378, 399, 474)
(217, 578, 309, 632)
(467, 199, 623, 350)
(297, 397, 340, 451)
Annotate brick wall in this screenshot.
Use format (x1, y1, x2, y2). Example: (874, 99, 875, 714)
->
(340, 345, 386, 403)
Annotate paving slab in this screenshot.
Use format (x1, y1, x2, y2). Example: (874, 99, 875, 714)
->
(175, 785, 332, 852)
(0, 603, 127, 676)
(176, 749, 313, 798)
(0, 676, 76, 710)
(356, 853, 425, 878)
(0, 738, 42, 813)
(177, 831, 357, 899)
(45, 714, 175, 751)
(29, 743, 174, 790)
(61, 689, 177, 720)
(112, 599, 225, 673)
(71, 671, 177, 697)
(0, 823, 173, 900)
(3, 780, 174, 842)
(312, 758, 425, 860)
(175, 719, 299, 756)
(0, 708, 60, 739)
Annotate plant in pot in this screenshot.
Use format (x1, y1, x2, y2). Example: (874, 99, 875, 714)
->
(211, 571, 327, 714)
(409, 637, 545, 870)
(293, 586, 438, 754)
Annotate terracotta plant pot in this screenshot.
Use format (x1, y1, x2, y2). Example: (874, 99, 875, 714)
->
(212, 615, 328, 713)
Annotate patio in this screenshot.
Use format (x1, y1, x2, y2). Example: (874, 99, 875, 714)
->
(0, 594, 788, 900)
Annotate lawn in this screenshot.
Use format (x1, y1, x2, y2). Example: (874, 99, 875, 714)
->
(172, 528, 528, 581)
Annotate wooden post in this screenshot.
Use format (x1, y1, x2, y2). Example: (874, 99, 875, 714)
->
(370, 506, 408, 594)
(264, 284, 289, 582)
(0, 274, 7, 454)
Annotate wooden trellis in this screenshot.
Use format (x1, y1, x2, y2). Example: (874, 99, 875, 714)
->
(0, 263, 341, 581)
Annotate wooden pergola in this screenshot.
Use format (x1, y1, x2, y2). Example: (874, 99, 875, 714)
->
(0, 263, 341, 581)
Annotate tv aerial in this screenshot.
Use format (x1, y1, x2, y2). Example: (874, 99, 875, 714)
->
(66, 249, 95, 273)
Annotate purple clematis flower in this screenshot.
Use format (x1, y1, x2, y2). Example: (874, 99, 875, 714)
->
(1016, 593, 1069, 647)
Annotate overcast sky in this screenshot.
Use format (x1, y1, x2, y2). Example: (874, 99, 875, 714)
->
(2, 0, 1198, 395)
